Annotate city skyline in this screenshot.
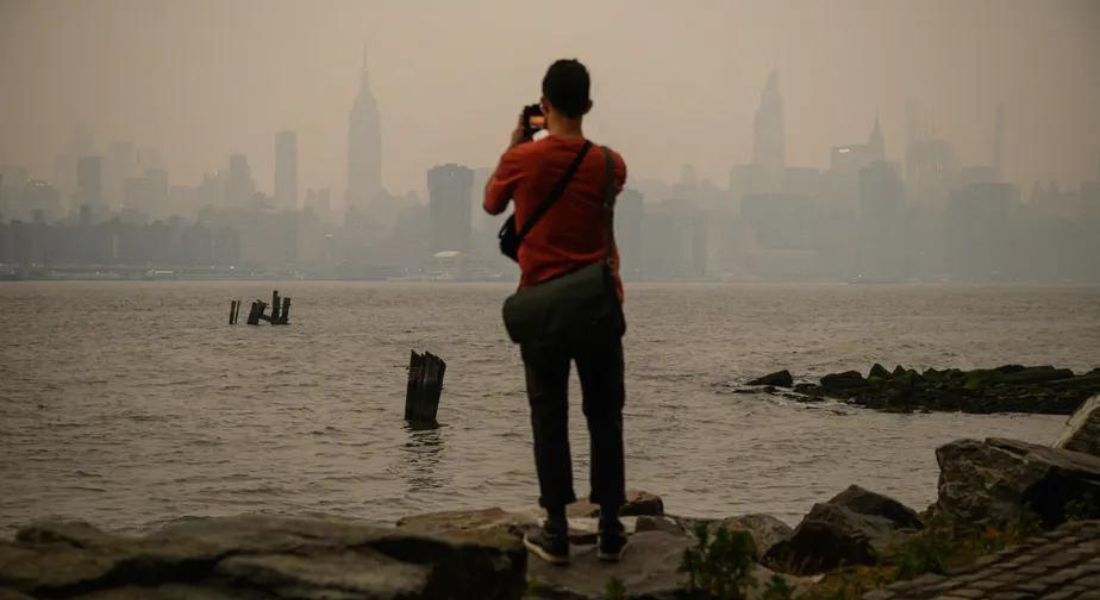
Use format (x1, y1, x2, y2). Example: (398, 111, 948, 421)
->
(1, 0, 1097, 198)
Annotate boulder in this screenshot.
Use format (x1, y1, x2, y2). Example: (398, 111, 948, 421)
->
(747, 370, 794, 388)
(708, 514, 793, 560)
(0, 515, 526, 600)
(934, 437, 1100, 529)
(997, 366, 1075, 385)
(820, 370, 869, 393)
(634, 515, 684, 536)
(763, 503, 903, 575)
(1055, 394, 1100, 457)
(827, 485, 923, 530)
(868, 363, 891, 380)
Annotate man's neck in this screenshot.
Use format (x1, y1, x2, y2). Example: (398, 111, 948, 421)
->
(547, 115, 584, 139)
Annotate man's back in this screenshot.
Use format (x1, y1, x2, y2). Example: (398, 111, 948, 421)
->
(484, 134, 627, 293)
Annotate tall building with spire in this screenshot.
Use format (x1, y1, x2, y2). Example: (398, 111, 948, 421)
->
(752, 71, 786, 174)
(868, 115, 885, 162)
(346, 50, 382, 213)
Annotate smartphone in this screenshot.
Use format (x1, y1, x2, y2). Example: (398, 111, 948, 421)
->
(522, 104, 545, 139)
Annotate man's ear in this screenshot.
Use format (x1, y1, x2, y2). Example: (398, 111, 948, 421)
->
(584, 99, 593, 115)
(540, 97, 551, 116)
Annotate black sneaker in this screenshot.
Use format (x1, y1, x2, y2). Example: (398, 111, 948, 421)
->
(597, 521, 628, 562)
(524, 523, 569, 565)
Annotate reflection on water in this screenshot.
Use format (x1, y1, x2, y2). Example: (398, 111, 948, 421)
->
(399, 424, 446, 493)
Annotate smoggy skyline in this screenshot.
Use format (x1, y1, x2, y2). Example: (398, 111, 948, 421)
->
(1, 0, 1098, 200)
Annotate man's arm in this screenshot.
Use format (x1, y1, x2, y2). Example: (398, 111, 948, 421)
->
(483, 113, 530, 215)
(483, 149, 522, 215)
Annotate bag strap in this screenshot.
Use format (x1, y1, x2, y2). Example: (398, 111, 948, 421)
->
(515, 140, 593, 247)
(600, 145, 618, 265)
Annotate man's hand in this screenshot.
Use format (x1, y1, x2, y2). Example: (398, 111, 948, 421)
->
(508, 111, 527, 149)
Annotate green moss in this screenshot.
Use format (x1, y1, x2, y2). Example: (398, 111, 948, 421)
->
(679, 521, 758, 599)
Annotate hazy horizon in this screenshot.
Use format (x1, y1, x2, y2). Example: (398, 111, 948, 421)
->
(1, 0, 1098, 200)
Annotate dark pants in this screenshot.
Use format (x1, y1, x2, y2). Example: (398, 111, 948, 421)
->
(521, 318, 626, 510)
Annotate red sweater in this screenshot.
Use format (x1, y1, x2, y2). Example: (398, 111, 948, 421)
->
(484, 135, 627, 298)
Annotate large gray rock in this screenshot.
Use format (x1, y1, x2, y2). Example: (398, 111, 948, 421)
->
(747, 370, 794, 388)
(828, 484, 924, 530)
(0, 515, 526, 600)
(935, 437, 1100, 529)
(1055, 394, 1100, 456)
(763, 503, 904, 575)
(708, 514, 793, 560)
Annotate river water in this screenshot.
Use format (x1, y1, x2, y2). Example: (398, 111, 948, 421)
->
(1, 282, 1098, 533)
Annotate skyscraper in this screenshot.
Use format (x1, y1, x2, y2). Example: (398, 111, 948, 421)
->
(224, 154, 255, 208)
(992, 103, 1005, 181)
(347, 51, 382, 213)
(77, 156, 102, 209)
(275, 131, 298, 210)
(427, 164, 473, 253)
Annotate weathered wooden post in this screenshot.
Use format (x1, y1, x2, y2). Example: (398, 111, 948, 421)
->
(246, 300, 267, 325)
(234, 299, 242, 324)
(229, 300, 238, 325)
(405, 351, 446, 425)
(270, 290, 281, 323)
(277, 297, 291, 325)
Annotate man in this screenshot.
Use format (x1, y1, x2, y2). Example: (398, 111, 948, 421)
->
(484, 59, 629, 565)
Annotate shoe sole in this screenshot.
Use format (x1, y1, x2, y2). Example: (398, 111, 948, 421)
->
(524, 536, 569, 565)
(597, 540, 629, 562)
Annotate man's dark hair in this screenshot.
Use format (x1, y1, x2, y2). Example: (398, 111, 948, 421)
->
(542, 59, 590, 118)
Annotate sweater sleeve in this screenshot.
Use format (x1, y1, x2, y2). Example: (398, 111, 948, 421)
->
(483, 147, 524, 215)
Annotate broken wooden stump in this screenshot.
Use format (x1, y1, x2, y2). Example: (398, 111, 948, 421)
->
(246, 300, 267, 325)
(228, 300, 239, 325)
(240, 291, 292, 326)
(405, 351, 446, 426)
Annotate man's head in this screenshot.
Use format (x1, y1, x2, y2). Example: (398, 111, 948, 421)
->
(540, 59, 592, 121)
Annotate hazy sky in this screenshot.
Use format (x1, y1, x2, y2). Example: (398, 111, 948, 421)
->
(1, 0, 1097, 199)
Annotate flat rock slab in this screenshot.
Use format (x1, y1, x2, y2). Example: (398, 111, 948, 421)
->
(0, 515, 525, 600)
(864, 519, 1100, 600)
(526, 531, 692, 599)
(526, 530, 813, 600)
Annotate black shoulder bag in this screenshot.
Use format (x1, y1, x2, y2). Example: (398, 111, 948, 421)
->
(501, 145, 624, 345)
(497, 140, 593, 262)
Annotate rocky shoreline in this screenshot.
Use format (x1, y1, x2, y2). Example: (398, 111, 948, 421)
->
(2, 397, 1098, 599)
(741, 364, 1100, 414)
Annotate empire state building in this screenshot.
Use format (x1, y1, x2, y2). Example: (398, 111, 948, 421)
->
(347, 53, 382, 212)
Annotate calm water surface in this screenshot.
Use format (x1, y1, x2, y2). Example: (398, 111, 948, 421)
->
(2, 282, 1098, 533)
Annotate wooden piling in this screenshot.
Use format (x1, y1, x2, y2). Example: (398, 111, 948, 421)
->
(270, 290, 281, 323)
(233, 299, 242, 324)
(405, 351, 446, 425)
(277, 297, 291, 325)
(246, 300, 267, 325)
(229, 300, 237, 325)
